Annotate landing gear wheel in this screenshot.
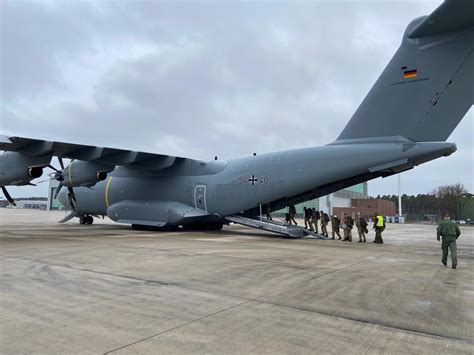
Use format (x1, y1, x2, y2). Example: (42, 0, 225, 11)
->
(132, 224, 145, 231)
(206, 223, 223, 231)
(79, 215, 93, 225)
(212, 223, 223, 231)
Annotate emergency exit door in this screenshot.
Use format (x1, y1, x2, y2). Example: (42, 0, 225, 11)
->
(194, 185, 207, 211)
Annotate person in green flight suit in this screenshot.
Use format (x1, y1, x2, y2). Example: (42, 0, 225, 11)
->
(437, 214, 461, 269)
(373, 212, 385, 244)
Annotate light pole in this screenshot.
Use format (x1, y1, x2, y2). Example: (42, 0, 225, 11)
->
(398, 174, 402, 217)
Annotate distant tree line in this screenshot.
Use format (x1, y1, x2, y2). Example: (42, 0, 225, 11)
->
(374, 183, 472, 221)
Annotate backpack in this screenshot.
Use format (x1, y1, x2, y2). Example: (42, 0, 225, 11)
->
(347, 217, 354, 228)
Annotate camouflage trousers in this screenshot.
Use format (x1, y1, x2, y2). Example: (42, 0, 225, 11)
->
(357, 227, 366, 242)
(321, 224, 328, 236)
(442, 238, 457, 267)
(343, 228, 352, 241)
(332, 227, 341, 239)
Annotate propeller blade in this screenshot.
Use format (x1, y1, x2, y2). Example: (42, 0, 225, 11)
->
(58, 157, 65, 170)
(1, 186, 16, 206)
(68, 187, 77, 202)
(67, 192, 76, 211)
(48, 164, 61, 173)
(54, 184, 63, 199)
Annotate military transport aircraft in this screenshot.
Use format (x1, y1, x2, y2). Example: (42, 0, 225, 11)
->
(1, 0, 473, 234)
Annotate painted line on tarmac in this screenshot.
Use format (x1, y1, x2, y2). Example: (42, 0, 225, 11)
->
(103, 300, 252, 354)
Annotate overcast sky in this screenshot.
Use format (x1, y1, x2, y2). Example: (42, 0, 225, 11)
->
(1, 0, 472, 199)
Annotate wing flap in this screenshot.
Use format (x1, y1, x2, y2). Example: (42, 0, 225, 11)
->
(0, 136, 185, 171)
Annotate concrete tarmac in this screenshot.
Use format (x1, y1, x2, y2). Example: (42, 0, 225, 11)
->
(1, 209, 473, 354)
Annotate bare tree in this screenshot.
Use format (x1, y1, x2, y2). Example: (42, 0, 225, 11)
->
(432, 183, 469, 220)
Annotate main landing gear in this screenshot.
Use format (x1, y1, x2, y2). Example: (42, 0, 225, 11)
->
(182, 223, 223, 231)
(79, 215, 94, 225)
(131, 224, 178, 232)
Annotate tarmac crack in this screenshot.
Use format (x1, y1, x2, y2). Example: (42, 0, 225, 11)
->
(307, 259, 369, 281)
(103, 300, 252, 354)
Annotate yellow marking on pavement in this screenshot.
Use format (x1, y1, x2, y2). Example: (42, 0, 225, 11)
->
(105, 176, 113, 208)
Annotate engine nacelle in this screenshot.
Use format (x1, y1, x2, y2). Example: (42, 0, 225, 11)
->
(61, 161, 114, 188)
(0, 151, 50, 186)
(28, 167, 43, 179)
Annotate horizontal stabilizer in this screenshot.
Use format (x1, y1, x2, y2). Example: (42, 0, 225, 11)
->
(368, 158, 408, 173)
(408, 0, 474, 38)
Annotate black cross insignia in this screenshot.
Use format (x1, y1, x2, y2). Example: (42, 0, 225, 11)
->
(249, 175, 258, 186)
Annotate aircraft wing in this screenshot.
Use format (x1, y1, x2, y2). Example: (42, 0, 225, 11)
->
(0, 135, 185, 171)
(408, 0, 474, 38)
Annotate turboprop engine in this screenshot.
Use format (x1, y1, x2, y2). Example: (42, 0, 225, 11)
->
(58, 160, 113, 188)
(0, 151, 51, 186)
(53, 159, 115, 202)
(0, 151, 53, 205)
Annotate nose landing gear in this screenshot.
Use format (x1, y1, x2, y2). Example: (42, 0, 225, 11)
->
(79, 215, 94, 225)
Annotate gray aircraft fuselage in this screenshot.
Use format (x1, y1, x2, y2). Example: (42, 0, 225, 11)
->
(60, 139, 456, 223)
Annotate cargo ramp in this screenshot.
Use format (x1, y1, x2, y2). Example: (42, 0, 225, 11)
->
(226, 215, 328, 239)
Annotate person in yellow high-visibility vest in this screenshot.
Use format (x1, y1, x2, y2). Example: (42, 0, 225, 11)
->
(373, 212, 385, 244)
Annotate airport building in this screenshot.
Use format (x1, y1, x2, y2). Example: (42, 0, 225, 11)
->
(277, 182, 396, 219)
(334, 198, 396, 220)
(280, 182, 368, 215)
(12, 200, 48, 210)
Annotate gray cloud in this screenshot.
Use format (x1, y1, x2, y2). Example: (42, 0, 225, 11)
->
(1, 0, 472, 198)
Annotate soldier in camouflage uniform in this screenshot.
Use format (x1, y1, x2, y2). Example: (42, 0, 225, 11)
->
(320, 211, 329, 237)
(288, 204, 297, 225)
(437, 214, 461, 269)
(343, 215, 354, 242)
(331, 214, 342, 240)
(311, 208, 320, 234)
(355, 212, 368, 243)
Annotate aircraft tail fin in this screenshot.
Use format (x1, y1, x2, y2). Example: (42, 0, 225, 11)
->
(337, 0, 474, 143)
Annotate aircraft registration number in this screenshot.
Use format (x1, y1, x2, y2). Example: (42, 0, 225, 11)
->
(236, 175, 269, 186)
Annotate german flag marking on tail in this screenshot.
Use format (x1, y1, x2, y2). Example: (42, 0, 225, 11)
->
(403, 69, 417, 79)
